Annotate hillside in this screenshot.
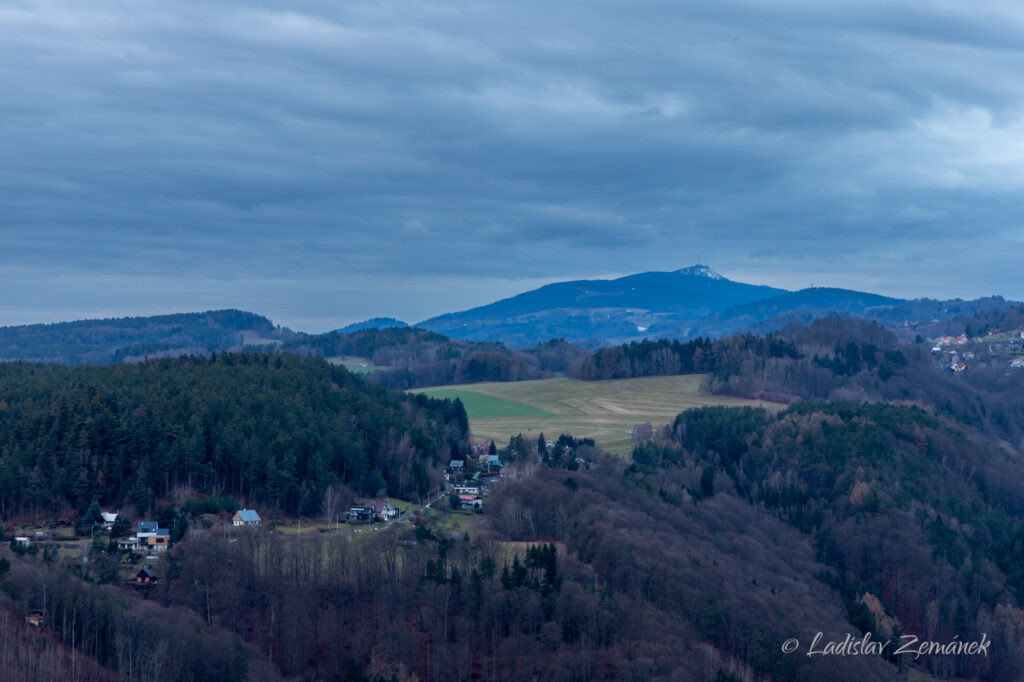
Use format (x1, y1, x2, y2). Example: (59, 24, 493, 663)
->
(718, 287, 902, 319)
(614, 401, 1024, 680)
(0, 353, 467, 517)
(0, 309, 297, 364)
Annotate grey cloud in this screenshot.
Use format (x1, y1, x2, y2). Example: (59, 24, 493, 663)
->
(2, 0, 1024, 328)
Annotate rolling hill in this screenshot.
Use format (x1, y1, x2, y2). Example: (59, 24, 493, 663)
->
(0, 309, 298, 364)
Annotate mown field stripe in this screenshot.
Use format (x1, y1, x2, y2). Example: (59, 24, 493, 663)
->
(416, 387, 552, 419)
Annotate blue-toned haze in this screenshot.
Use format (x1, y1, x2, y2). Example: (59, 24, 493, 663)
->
(3, 0, 1023, 331)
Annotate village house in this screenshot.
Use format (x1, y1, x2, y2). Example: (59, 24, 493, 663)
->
(232, 508, 261, 527)
(458, 494, 483, 511)
(445, 459, 465, 482)
(118, 537, 139, 551)
(136, 521, 169, 551)
(346, 504, 374, 523)
(13, 536, 30, 548)
(100, 511, 118, 530)
(369, 500, 397, 521)
(452, 483, 480, 496)
(135, 567, 158, 585)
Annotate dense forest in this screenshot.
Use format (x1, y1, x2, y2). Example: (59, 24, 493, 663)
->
(623, 401, 1024, 679)
(0, 354, 468, 518)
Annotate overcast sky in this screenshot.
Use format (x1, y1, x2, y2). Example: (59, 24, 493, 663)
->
(3, 0, 1023, 332)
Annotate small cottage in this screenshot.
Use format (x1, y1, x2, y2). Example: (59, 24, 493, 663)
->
(232, 509, 261, 526)
(135, 567, 158, 584)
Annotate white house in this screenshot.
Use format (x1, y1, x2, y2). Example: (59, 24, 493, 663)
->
(369, 501, 397, 521)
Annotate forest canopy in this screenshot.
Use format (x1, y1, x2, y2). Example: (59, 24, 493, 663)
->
(0, 353, 467, 518)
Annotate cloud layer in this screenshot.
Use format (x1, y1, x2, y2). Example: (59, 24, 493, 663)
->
(3, 0, 1023, 330)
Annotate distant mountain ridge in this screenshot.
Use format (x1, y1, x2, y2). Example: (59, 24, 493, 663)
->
(417, 265, 786, 347)
(1, 267, 1017, 363)
(335, 317, 408, 333)
(718, 287, 902, 321)
(416, 265, 1018, 347)
(0, 309, 298, 364)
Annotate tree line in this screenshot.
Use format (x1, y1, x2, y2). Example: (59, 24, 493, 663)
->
(281, 328, 589, 390)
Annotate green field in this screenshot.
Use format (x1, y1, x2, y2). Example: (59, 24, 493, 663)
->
(413, 375, 782, 455)
(417, 388, 551, 418)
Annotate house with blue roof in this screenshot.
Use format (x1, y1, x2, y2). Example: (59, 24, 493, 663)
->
(232, 508, 261, 526)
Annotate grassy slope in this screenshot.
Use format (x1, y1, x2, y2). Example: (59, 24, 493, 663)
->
(415, 375, 780, 455)
(416, 388, 552, 418)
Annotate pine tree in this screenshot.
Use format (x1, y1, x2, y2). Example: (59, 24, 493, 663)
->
(83, 499, 102, 526)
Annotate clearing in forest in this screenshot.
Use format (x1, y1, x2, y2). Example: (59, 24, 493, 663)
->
(412, 375, 781, 455)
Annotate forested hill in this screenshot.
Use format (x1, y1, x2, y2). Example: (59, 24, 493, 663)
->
(616, 401, 1024, 679)
(0, 353, 468, 518)
(334, 317, 408, 333)
(0, 309, 298, 364)
(282, 327, 589, 389)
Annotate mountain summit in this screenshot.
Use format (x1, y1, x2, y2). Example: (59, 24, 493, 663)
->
(675, 264, 725, 280)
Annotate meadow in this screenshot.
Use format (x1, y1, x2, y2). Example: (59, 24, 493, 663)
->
(416, 388, 551, 418)
(412, 374, 781, 455)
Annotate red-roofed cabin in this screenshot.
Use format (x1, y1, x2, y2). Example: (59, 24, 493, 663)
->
(458, 494, 482, 511)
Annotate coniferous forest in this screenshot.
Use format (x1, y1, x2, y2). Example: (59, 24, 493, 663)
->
(0, 353, 466, 518)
